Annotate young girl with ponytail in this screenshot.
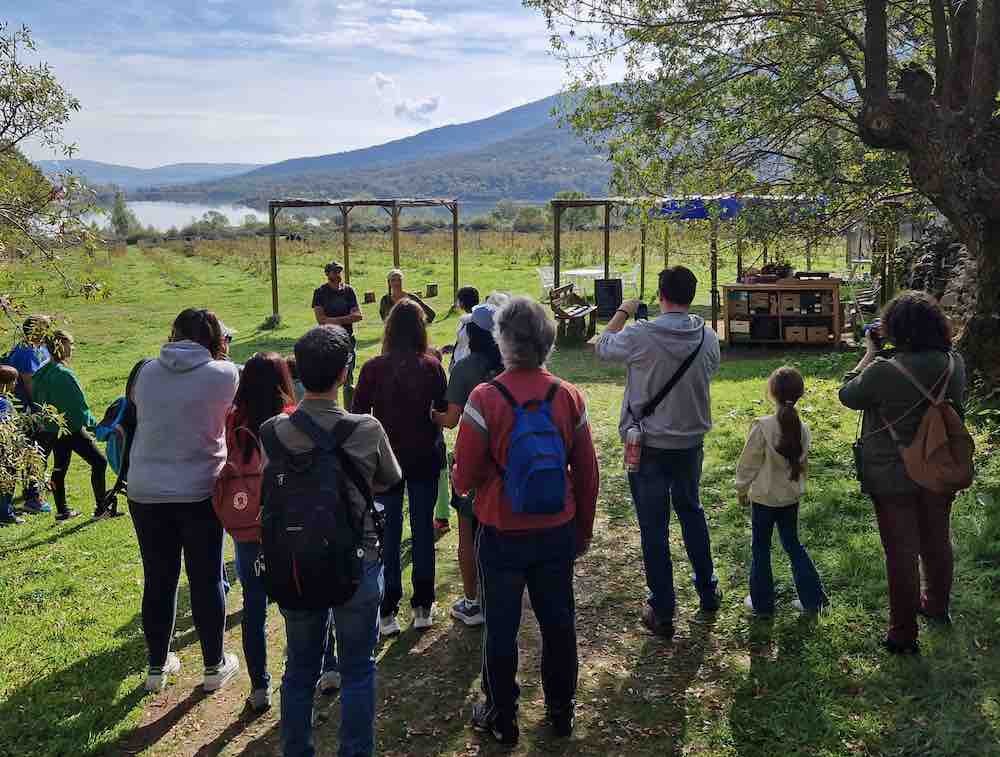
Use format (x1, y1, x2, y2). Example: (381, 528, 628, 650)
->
(735, 366, 827, 615)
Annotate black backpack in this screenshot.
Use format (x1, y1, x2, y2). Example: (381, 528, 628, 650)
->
(258, 410, 376, 610)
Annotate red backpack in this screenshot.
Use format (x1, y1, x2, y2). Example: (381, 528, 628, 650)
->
(213, 410, 265, 542)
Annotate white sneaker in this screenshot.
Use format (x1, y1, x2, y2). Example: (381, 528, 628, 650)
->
(380, 613, 401, 637)
(745, 594, 772, 617)
(318, 670, 341, 695)
(413, 605, 434, 630)
(250, 687, 272, 712)
(792, 599, 804, 612)
(145, 652, 181, 692)
(203, 652, 240, 692)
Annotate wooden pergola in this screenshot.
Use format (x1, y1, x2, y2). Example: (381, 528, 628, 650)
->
(268, 198, 459, 320)
(550, 196, 724, 329)
(551, 195, 822, 333)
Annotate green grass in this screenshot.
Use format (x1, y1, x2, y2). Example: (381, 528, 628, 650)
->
(1, 240, 998, 757)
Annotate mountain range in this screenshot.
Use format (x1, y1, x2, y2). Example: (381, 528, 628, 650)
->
(39, 94, 614, 208)
(35, 160, 264, 190)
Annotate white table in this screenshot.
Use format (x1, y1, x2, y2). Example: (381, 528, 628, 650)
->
(563, 267, 607, 293)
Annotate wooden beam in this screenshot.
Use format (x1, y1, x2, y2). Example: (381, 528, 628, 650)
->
(737, 236, 745, 280)
(639, 222, 646, 300)
(391, 203, 401, 268)
(710, 218, 720, 333)
(603, 203, 611, 280)
(341, 206, 351, 284)
(553, 205, 562, 289)
(269, 206, 280, 320)
(663, 223, 670, 269)
(806, 238, 813, 271)
(451, 203, 460, 307)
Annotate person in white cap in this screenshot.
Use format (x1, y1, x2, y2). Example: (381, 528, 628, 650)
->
(431, 303, 504, 626)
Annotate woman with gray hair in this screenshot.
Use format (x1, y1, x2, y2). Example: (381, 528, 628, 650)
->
(452, 296, 599, 747)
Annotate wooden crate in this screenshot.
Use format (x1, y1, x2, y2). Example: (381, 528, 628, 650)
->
(729, 319, 751, 334)
(785, 326, 808, 343)
(807, 326, 831, 343)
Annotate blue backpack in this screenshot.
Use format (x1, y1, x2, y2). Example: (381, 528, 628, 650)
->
(490, 379, 567, 515)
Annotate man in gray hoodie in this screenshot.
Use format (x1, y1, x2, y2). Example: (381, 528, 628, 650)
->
(596, 266, 721, 638)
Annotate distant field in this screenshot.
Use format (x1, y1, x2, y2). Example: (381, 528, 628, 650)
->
(3, 240, 996, 757)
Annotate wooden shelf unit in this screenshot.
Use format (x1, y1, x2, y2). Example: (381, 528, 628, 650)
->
(723, 279, 843, 349)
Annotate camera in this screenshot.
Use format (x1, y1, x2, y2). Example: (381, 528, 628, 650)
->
(864, 319, 883, 348)
(635, 303, 649, 321)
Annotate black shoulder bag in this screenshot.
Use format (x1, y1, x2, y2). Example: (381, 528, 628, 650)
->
(627, 326, 707, 425)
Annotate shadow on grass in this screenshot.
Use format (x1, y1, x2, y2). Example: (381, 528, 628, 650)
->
(0, 515, 99, 556)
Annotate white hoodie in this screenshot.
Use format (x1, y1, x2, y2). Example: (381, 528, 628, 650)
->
(129, 341, 239, 504)
(735, 415, 811, 507)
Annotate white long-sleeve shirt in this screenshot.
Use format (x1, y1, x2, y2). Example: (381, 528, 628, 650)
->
(735, 415, 811, 507)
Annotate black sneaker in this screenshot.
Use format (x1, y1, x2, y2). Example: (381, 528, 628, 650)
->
(0, 514, 25, 526)
(56, 509, 80, 522)
(883, 637, 920, 656)
(546, 705, 575, 738)
(641, 606, 675, 638)
(472, 702, 519, 747)
(699, 587, 723, 613)
(917, 606, 953, 625)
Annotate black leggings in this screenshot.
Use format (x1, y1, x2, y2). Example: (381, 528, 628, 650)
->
(129, 498, 226, 669)
(36, 430, 107, 514)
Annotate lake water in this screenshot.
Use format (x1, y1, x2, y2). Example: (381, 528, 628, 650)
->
(99, 200, 519, 232)
(91, 201, 268, 231)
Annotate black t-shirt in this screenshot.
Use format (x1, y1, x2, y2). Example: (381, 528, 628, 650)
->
(311, 284, 360, 334)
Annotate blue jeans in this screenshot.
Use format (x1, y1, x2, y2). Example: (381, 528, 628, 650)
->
(234, 541, 271, 690)
(1, 493, 14, 520)
(377, 474, 439, 615)
(476, 523, 577, 723)
(280, 561, 383, 757)
(750, 503, 827, 613)
(627, 444, 718, 622)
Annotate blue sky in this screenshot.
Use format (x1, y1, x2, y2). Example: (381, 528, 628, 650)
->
(16, 1, 572, 167)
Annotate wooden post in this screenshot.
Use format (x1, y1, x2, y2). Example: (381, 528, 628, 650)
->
(710, 218, 719, 333)
(451, 203, 460, 306)
(806, 238, 813, 271)
(553, 204, 562, 288)
(663, 223, 670, 268)
(639, 222, 647, 299)
(603, 203, 611, 280)
(341, 206, 351, 284)
(391, 203, 401, 268)
(763, 241, 769, 266)
(737, 236, 745, 280)
(269, 205, 279, 320)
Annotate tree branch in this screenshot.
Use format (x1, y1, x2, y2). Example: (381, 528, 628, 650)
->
(971, 0, 999, 119)
(865, 0, 890, 99)
(949, 0, 978, 109)
(930, 0, 951, 99)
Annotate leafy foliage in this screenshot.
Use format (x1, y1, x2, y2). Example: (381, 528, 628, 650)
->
(524, 0, 924, 237)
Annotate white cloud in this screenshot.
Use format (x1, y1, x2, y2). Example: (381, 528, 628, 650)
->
(393, 95, 441, 123)
(390, 8, 428, 22)
(373, 71, 395, 95)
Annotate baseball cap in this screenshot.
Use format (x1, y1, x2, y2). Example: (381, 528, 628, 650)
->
(324, 261, 344, 274)
(470, 304, 497, 333)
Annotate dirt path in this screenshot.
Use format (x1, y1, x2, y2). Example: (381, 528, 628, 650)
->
(117, 511, 729, 757)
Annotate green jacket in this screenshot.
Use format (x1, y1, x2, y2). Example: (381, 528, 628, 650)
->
(31, 361, 97, 434)
(839, 349, 967, 496)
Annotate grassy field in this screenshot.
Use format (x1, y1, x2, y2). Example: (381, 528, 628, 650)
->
(1, 236, 998, 757)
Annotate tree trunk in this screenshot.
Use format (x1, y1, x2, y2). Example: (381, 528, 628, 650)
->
(955, 221, 1000, 382)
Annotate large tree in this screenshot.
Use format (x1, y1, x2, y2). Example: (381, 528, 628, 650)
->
(526, 0, 1000, 375)
(1, 23, 99, 311)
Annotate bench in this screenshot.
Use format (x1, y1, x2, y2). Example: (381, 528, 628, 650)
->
(548, 283, 598, 345)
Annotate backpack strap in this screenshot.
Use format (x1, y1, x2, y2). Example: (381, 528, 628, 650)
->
(887, 355, 953, 406)
(289, 410, 359, 451)
(489, 378, 562, 410)
(490, 379, 519, 409)
(259, 420, 287, 462)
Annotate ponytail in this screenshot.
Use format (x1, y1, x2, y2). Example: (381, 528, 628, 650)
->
(768, 367, 805, 481)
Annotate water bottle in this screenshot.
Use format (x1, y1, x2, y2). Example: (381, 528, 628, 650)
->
(624, 426, 644, 472)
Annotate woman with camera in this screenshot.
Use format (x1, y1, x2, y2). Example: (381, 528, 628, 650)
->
(839, 291, 968, 655)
